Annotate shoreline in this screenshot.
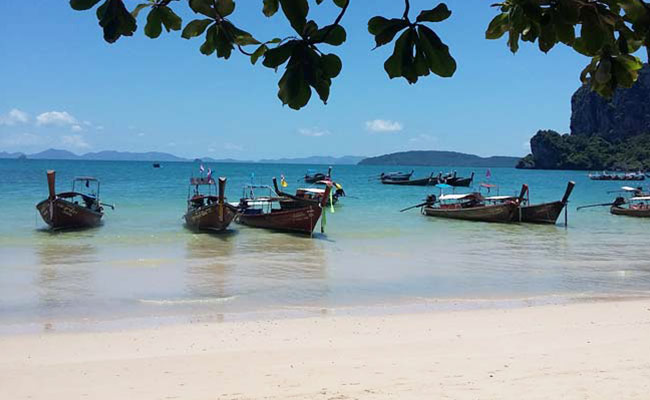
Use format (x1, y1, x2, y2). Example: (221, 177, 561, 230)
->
(2, 299, 650, 399)
(3, 291, 650, 335)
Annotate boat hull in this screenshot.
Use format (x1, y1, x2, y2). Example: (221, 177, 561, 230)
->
(423, 202, 518, 223)
(36, 198, 103, 230)
(520, 201, 566, 224)
(184, 202, 237, 232)
(610, 206, 650, 217)
(237, 205, 323, 234)
(382, 177, 434, 186)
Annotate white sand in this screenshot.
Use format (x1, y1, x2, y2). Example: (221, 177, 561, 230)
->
(1, 299, 650, 399)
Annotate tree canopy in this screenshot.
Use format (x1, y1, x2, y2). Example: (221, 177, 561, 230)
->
(70, 0, 650, 109)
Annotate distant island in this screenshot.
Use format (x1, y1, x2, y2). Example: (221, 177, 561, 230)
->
(518, 64, 650, 170)
(357, 150, 520, 167)
(0, 149, 365, 165)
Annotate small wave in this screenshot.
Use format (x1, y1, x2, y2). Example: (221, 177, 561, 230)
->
(139, 296, 236, 305)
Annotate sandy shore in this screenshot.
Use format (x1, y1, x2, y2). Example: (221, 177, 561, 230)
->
(1, 300, 650, 400)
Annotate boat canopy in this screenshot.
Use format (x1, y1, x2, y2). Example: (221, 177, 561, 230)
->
(298, 188, 326, 194)
(485, 195, 515, 201)
(73, 176, 99, 181)
(439, 193, 475, 201)
(630, 196, 650, 201)
(436, 183, 453, 189)
(480, 183, 497, 188)
(622, 186, 640, 192)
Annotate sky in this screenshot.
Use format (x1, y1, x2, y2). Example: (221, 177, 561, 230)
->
(1, 0, 645, 160)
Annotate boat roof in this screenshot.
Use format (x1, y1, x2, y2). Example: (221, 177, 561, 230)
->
(439, 193, 475, 201)
(622, 186, 641, 192)
(485, 195, 515, 201)
(435, 183, 453, 189)
(630, 196, 650, 201)
(298, 188, 326, 194)
(73, 176, 98, 181)
(480, 183, 497, 188)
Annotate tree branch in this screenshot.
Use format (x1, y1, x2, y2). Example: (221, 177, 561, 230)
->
(313, 0, 350, 44)
(403, 0, 410, 21)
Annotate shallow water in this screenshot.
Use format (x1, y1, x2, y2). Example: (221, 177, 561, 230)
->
(1, 159, 649, 331)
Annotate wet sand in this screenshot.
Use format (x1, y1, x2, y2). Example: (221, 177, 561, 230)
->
(2, 299, 650, 399)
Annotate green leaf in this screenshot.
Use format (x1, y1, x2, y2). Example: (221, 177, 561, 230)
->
(579, 9, 607, 55)
(279, 0, 309, 34)
(333, 0, 347, 7)
(182, 19, 213, 39)
(98, 0, 137, 43)
(595, 57, 612, 84)
(189, 0, 216, 18)
(383, 29, 411, 80)
(263, 0, 279, 17)
(159, 6, 182, 32)
(251, 44, 268, 64)
(70, 0, 101, 11)
(278, 63, 312, 110)
(200, 24, 217, 55)
(216, 0, 235, 17)
(312, 24, 346, 45)
(507, 28, 519, 53)
(538, 22, 557, 53)
(416, 3, 451, 23)
(131, 3, 151, 18)
(321, 53, 342, 78)
(418, 25, 456, 77)
(223, 21, 260, 46)
(262, 41, 296, 68)
(368, 17, 408, 48)
(144, 8, 163, 38)
(214, 27, 234, 59)
(485, 13, 509, 39)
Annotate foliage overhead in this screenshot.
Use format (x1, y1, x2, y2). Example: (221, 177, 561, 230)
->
(70, 0, 650, 109)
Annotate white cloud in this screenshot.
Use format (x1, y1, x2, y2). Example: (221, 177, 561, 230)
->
(83, 120, 92, 126)
(36, 111, 77, 126)
(224, 142, 244, 151)
(0, 109, 29, 126)
(365, 119, 403, 133)
(61, 134, 90, 149)
(71, 124, 83, 132)
(95, 125, 104, 131)
(298, 127, 330, 137)
(137, 132, 145, 137)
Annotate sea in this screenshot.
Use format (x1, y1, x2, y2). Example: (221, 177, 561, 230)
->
(1, 159, 649, 333)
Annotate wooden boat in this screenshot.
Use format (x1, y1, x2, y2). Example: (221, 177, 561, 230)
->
(443, 172, 474, 187)
(421, 185, 527, 223)
(610, 196, 650, 217)
(379, 170, 414, 181)
(36, 170, 109, 230)
(305, 166, 332, 183)
(382, 172, 437, 186)
(518, 181, 575, 224)
(153, 163, 161, 168)
(184, 176, 237, 232)
(236, 178, 331, 235)
(296, 181, 345, 205)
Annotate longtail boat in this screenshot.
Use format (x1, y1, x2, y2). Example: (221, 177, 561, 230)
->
(305, 166, 332, 183)
(445, 172, 475, 187)
(381, 172, 437, 186)
(36, 170, 112, 230)
(184, 176, 237, 232)
(589, 171, 645, 181)
(610, 196, 650, 217)
(379, 170, 414, 181)
(236, 178, 331, 235)
(518, 181, 575, 224)
(296, 180, 345, 206)
(420, 185, 527, 223)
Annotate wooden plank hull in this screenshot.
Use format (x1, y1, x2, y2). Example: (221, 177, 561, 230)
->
(382, 177, 434, 186)
(36, 198, 103, 230)
(520, 201, 565, 224)
(237, 205, 323, 234)
(423, 202, 518, 223)
(610, 206, 650, 217)
(184, 203, 237, 232)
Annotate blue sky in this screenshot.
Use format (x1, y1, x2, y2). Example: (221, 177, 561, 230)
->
(1, 1, 643, 159)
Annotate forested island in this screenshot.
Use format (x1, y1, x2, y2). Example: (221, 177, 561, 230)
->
(358, 151, 519, 167)
(518, 64, 650, 170)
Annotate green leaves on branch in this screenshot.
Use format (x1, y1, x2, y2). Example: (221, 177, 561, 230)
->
(96, 0, 137, 43)
(262, 41, 342, 109)
(485, 0, 650, 98)
(368, 3, 456, 84)
(144, 6, 181, 39)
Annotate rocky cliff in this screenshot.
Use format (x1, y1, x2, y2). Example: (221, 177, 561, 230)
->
(518, 64, 650, 170)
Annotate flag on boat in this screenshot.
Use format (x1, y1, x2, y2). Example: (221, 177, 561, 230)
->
(281, 175, 288, 188)
(486, 169, 492, 179)
(199, 164, 205, 173)
(206, 168, 212, 182)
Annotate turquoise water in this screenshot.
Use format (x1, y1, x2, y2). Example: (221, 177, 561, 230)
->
(1, 159, 649, 330)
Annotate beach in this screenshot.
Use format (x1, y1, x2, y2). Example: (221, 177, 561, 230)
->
(2, 299, 649, 399)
